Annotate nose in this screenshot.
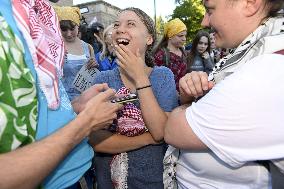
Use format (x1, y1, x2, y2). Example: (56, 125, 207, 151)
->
(115, 24, 126, 34)
(66, 30, 73, 36)
(201, 13, 210, 27)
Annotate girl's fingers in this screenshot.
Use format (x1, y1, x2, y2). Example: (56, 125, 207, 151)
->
(119, 44, 133, 56)
(116, 59, 125, 69)
(115, 45, 128, 60)
(114, 49, 127, 64)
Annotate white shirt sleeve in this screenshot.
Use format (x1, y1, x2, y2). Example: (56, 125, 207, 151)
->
(186, 54, 284, 168)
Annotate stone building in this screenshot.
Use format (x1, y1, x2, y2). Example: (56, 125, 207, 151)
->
(77, 0, 120, 28)
(51, 0, 120, 28)
(49, 0, 73, 6)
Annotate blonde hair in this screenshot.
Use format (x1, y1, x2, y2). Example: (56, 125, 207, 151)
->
(99, 24, 114, 61)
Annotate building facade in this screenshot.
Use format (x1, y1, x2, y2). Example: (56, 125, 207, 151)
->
(50, 0, 73, 6)
(77, 1, 120, 28)
(51, 0, 120, 28)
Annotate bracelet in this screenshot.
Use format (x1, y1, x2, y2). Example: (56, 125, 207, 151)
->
(136, 84, 152, 91)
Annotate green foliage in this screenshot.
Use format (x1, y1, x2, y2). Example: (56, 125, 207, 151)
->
(155, 15, 166, 39)
(171, 0, 205, 42)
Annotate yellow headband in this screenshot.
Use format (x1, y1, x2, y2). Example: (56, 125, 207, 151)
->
(53, 6, 81, 25)
(164, 18, 187, 38)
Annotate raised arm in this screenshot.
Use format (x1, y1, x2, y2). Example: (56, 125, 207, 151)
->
(115, 44, 173, 142)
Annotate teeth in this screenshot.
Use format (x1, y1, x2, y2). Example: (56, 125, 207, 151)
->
(116, 38, 130, 45)
(117, 38, 129, 43)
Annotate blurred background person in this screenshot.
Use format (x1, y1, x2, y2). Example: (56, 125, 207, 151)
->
(153, 18, 188, 92)
(186, 30, 214, 74)
(209, 29, 221, 64)
(78, 23, 88, 40)
(54, 6, 98, 101)
(95, 24, 118, 71)
(82, 21, 105, 54)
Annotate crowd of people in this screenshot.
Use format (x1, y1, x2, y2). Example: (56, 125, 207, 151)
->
(0, 0, 284, 189)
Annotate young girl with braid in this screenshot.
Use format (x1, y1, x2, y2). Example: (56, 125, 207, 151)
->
(90, 7, 178, 189)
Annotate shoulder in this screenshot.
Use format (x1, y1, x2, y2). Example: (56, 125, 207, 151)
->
(237, 54, 284, 77)
(81, 40, 93, 50)
(152, 66, 174, 77)
(248, 53, 284, 65)
(150, 66, 175, 86)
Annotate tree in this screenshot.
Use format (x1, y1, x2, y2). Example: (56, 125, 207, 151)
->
(155, 15, 165, 39)
(171, 0, 205, 42)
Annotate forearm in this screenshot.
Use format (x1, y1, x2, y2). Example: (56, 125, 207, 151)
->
(164, 105, 207, 150)
(90, 130, 154, 154)
(0, 116, 90, 189)
(136, 77, 168, 141)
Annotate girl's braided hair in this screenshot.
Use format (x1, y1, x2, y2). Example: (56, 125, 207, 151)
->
(120, 7, 156, 67)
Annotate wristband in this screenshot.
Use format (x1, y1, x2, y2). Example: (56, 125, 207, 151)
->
(136, 84, 152, 91)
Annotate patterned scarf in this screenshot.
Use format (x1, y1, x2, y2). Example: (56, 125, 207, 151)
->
(163, 16, 284, 189)
(0, 12, 38, 153)
(110, 87, 147, 189)
(12, 0, 65, 110)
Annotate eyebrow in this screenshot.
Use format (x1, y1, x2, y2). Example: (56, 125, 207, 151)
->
(113, 19, 137, 23)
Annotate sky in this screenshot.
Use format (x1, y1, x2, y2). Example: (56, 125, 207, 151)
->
(74, 0, 177, 20)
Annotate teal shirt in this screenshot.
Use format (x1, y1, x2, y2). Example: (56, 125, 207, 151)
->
(0, 1, 94, 188)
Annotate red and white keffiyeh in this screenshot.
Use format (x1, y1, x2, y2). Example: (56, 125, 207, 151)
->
(12, 0, 65, 109)
(111, 87, 148, 189)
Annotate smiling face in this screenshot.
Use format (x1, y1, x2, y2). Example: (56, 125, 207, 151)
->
(168, 30, 187, 48)
(112, 10, 153, 56)
(201, 0, 249, 48)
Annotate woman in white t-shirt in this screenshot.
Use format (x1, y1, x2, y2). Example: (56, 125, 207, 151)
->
(164, 0, 284, 188)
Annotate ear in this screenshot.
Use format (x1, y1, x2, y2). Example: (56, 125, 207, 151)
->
(146, 35, 153, 45)
(243, 0, 263, 17)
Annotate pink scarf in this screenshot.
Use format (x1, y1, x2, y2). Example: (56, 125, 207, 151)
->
(12, 0, 65, 109)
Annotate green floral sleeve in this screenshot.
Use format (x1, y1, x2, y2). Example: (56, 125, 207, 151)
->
(0, 13, 38, 153)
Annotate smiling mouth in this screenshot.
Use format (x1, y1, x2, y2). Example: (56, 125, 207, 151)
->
(116, 39, 130, 46)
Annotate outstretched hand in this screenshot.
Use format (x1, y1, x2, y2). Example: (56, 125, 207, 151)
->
(79, 88, 123, 132)
(72, 83, 110, 113)
(179, 71, 214, 104)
